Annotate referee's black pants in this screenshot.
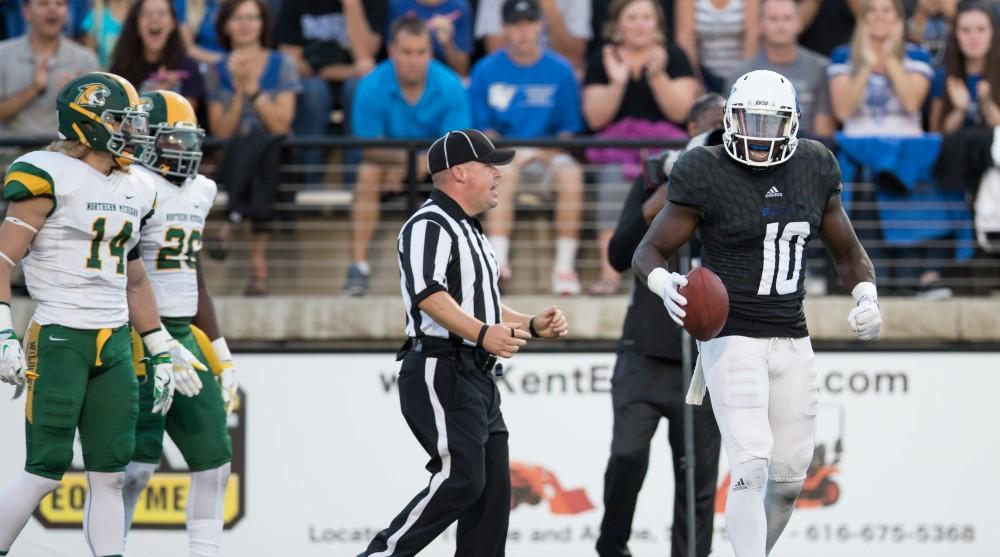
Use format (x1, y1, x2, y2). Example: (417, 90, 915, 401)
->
(596, 350, 722, 557)
(362, 349, 509, 557)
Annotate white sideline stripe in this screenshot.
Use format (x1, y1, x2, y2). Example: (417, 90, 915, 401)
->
(371, 357, 451, 557)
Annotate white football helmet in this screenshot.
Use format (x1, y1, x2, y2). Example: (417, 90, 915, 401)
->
(722, 70, 800, 168)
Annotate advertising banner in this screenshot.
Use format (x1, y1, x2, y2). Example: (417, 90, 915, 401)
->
(0, 352, 996, 556)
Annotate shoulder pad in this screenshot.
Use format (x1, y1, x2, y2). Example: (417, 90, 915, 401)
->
(3, 151, 61, 201)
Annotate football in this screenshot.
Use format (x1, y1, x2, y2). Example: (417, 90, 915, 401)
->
(678, 266, 730, 341)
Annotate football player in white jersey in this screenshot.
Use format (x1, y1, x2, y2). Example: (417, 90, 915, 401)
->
(0, 72, 204, 557)
(120, 90, 238, 557)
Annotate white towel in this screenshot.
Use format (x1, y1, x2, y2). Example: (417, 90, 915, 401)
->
(685, 352, 707, 405)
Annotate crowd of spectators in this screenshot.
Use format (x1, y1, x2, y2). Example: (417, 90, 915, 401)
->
(0, 0, 996, 297)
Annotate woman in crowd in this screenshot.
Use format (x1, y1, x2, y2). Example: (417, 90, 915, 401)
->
(929, 1, 1000, 133)
(675, 0, 758, 91)
(206, 0, 300, 296)
(81, 0, 134, 67)
(109, 0, 205, 109)
(583, 0, 700, 295)
(177, 0, 225, 64)
(828, 0, 934, 136)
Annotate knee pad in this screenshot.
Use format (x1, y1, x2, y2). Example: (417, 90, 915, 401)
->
(772, 439, 814, 481)
(767, 479, 803, 507)
(87, 470, 125, 492)
(729, 459, 768, 494)
(32, 445, 74, 478)
(123, 463, 155, 492)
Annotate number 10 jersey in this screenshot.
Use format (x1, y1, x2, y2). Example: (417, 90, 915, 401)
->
(667, 139, 843, 338)
(132, 165, 217, 318)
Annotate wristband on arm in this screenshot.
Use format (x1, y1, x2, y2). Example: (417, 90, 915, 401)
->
(141, 328, 170, 356)
(851, 281, 878, 303)
(0, 302, 13, 332)
(476, 324, 489, 348)
(529, 317, 541, 338)
(212, 337, 233, 363)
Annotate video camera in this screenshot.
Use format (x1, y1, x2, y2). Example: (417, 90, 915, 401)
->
(644, 128, 724, 187)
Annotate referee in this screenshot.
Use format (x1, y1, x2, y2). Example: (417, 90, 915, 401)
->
(360, 128, 569, 557)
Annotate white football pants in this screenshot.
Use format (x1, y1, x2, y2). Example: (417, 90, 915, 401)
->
(699, 335, 819, 556)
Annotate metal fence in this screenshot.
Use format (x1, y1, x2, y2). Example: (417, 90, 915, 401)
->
(1, 135, 997, 297)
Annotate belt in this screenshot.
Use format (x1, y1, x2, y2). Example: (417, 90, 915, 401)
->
(398, 337, 503, 377)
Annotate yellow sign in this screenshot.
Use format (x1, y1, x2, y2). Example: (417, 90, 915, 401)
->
(38, 472, 242, 527)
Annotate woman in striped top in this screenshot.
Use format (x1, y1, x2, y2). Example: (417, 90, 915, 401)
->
(676, 0, 759, 91)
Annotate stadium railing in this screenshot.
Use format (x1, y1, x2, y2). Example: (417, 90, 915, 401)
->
(0, 135, 996, 297)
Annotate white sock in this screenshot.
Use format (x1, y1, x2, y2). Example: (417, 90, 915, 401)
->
(187, 463, 231, 557)
(725, 459, 768, 557)
(489, 236, 510, 271)
(353, 261, 370, 275)
(0, 472, 61, 552)
(765, 479, 803, 553)
(554, 237, 578, 273)
(122, 461, 158, 533)
(84, 471, 126, 557)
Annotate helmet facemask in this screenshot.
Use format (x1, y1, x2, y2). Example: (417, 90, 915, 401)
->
(151, 123, 204, 181)
(100, 106, 156, 166)
(724, 105, 798, 167)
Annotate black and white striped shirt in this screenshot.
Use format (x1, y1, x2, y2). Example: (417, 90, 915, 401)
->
(398, 190, 502, 343)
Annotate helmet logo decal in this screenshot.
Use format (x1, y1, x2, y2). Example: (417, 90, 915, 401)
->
(75, 83, 112, 107)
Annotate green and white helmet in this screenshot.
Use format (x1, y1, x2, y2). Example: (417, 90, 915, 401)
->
(55, 72, 155, 166)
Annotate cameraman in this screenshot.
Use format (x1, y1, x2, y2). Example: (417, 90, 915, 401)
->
(596, 93, 725, 557)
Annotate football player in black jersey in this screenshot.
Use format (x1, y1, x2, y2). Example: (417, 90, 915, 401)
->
(632, 70, 882, 557)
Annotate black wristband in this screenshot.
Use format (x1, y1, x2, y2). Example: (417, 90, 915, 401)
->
(529, 317, 541, 338)
(476, 324, 490, 348)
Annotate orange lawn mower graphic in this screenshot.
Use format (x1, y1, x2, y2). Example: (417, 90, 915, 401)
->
(715, 404, 845, 512)
(509, 462, 595, 515)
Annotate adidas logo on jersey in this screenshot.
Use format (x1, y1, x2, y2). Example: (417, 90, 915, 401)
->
(765, 187, 783, 198)
(732, 477, 749, 492)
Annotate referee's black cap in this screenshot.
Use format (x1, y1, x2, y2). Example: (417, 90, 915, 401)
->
(427, 129, 516, 175)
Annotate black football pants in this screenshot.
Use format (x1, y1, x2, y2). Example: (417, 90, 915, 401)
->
(597, 350, 722, 557)
(362, 350, 509, 557)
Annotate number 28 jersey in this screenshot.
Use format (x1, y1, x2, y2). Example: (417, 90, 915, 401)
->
(2, 151, 157, 329)
(132, 165, 216, 318)
(667, 139, 842, 338)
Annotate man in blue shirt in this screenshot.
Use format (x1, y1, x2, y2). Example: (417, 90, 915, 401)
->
(388, 0, 473, 75)
(468, 0, 584, 295)
(345, 15, 471, 296)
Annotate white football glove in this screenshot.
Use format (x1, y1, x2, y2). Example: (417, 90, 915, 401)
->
(847, 282, 882, 341)
(166, 337, 205, 397)
(0, 305, 26, 393)
(212, 337, 238, 415)
(148, 351, 175, 415)
(647, 267, 688, 327)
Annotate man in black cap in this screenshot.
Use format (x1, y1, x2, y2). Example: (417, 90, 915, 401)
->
(359, 128, 570, 557)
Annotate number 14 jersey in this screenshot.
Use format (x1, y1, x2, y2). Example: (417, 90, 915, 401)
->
(667, 139, 842, 338)
(132, 165, 217, 319)
(2, 151, 158, 329)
